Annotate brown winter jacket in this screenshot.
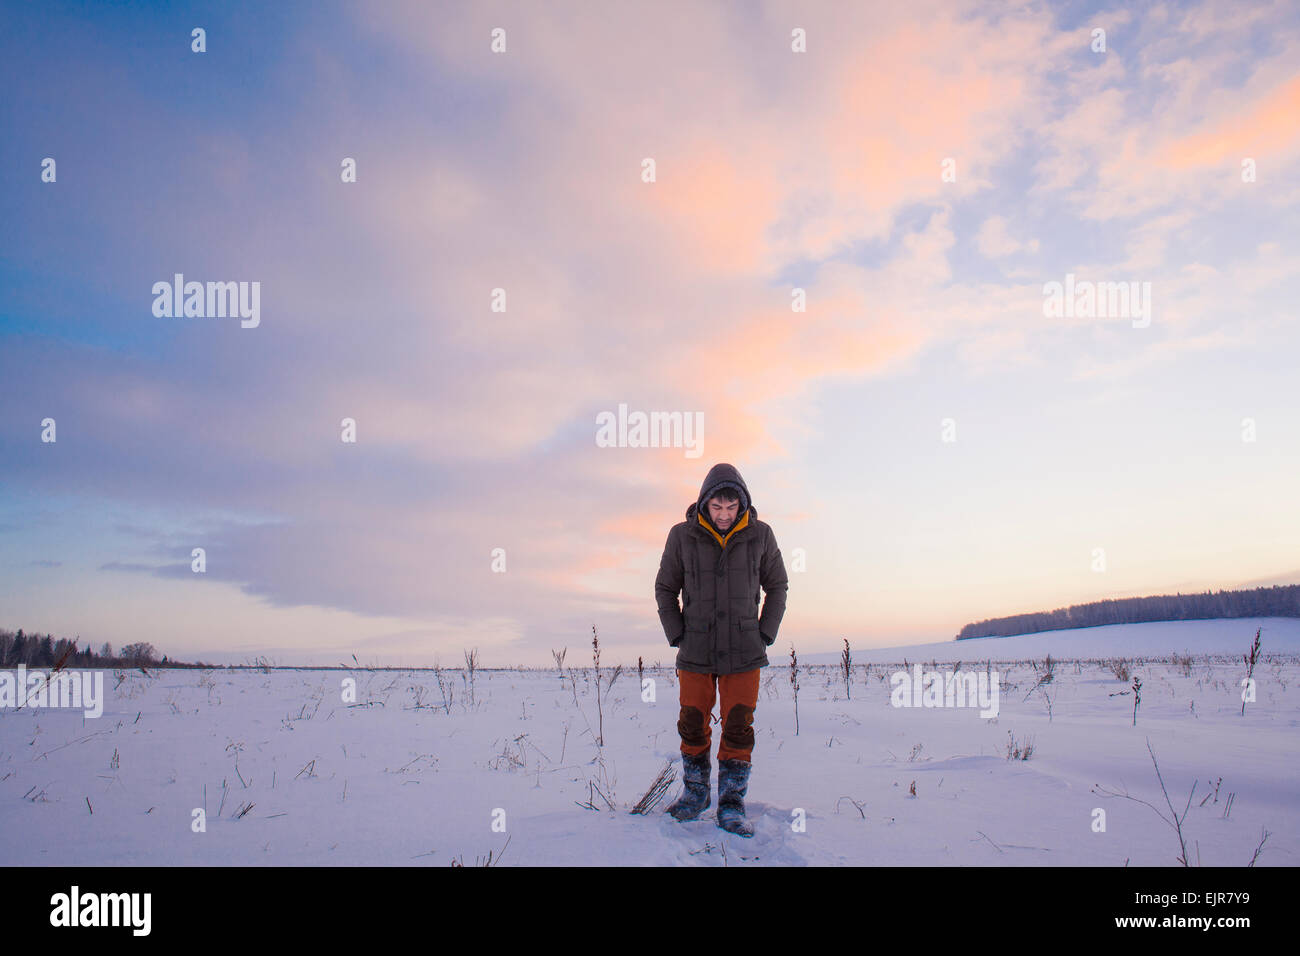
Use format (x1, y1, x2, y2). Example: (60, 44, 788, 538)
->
(655, 463, 789, 675)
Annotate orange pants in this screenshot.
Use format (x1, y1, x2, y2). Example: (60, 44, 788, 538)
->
(676, 668, 760, 763)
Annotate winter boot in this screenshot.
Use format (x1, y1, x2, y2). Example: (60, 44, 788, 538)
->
(716, 757, 754, 837)
(665, 750, 711, 821)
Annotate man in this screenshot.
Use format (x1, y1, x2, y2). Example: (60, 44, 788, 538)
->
(654, 462, 788, 836)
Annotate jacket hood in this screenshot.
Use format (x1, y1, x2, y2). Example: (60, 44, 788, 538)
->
(686, 462, 756, 522)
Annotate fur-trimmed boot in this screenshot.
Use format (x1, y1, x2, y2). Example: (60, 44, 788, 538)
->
(716, 757, 754, 837)
(665, 750, 711, 821)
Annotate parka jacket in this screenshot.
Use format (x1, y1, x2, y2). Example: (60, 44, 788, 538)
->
(655, 463, 789, 675)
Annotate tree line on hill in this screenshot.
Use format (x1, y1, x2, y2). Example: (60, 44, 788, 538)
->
(0, 629, 195, 668)
(955, 584, 1300, 640)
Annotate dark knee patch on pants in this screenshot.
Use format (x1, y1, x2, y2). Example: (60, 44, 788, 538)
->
(677, 705, 710, 747)
(721, 703, 754, 751)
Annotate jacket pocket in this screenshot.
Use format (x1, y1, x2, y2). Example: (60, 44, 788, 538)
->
(678, 621, 711, 666)
(737, 616, 764, 661)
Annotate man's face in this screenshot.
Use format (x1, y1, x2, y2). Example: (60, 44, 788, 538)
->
(708, 497, 740, 531)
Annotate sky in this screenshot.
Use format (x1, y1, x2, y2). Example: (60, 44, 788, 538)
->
(2, 0, 1298, 667)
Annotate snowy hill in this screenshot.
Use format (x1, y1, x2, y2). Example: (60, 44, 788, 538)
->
(801, 617, 1300, 666)
(2, 617, 1296, 866)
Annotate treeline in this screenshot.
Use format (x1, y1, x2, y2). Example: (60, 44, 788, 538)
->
(0, 629, 202, 668)
(956, 584, 1300, 641)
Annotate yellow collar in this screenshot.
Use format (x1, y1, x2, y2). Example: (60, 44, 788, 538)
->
(697, 508, 749, 548)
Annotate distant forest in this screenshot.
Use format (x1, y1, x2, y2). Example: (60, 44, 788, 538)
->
(0, 629, 204, 668)
(956, 584, 1300, 641)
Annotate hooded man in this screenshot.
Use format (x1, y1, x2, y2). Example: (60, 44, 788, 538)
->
(654, 462, 788, 836)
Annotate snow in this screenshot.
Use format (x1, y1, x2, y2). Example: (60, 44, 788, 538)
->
(2, 617, 1296, 866)
(802, 617, 1300, 665)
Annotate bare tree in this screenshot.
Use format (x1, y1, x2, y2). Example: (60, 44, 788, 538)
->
(120, 642, 158, 665)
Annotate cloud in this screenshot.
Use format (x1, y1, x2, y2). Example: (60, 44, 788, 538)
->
(99, 561, 165, 574)
(1037, 3, 1300, 221)
(4, 0, 1299, 660)
(976, 216, 1039, 259)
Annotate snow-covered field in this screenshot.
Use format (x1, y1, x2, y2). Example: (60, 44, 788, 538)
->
(2, 618, 1296, 866)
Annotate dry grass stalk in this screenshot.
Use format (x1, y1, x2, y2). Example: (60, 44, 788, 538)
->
(630, 759, 676, 815)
